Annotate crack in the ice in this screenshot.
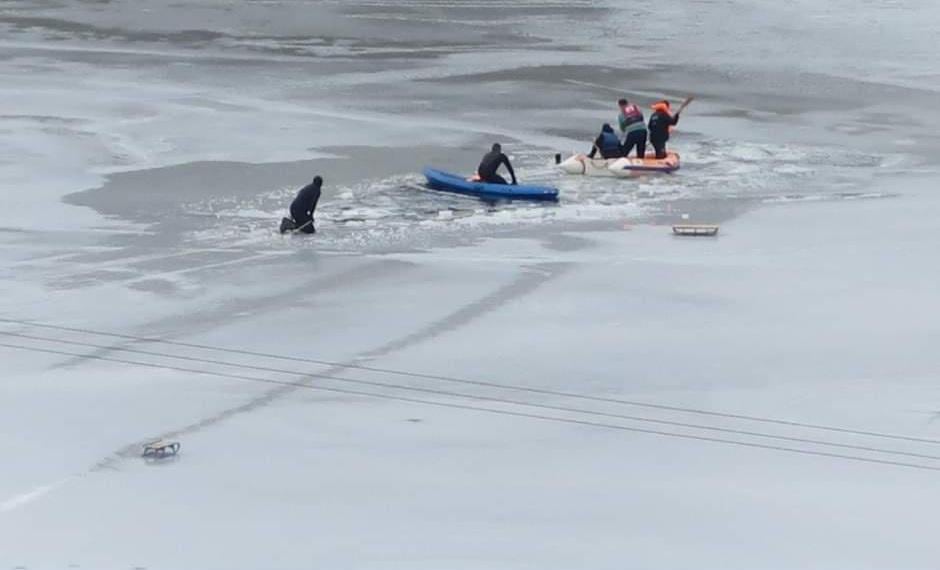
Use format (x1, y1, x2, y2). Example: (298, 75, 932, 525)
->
(90, 261, 568, 471)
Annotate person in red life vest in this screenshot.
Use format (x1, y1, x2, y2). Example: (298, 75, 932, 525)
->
(647, 100, 681, 159)
(588, 123, 623, 159)
(617, 98, 647, 158)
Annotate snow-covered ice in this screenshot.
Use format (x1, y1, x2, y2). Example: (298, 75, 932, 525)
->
(2, 0, 940, 568)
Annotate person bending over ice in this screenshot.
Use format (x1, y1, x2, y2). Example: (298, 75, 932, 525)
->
(280, 175, 322, 234)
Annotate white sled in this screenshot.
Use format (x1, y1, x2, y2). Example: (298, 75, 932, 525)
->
(142, 440, 180, 458)
(672, 224, 719, 237)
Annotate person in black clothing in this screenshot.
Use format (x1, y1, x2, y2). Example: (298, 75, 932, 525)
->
(476, 143, 517, 185)
(280, 175, 322, 234)
(587, 123, 623, 159)
(647, 101, 681, 159)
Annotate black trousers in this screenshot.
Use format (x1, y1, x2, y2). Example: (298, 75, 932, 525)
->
(623, 130, 647, 159)
(281, 216, 316, 234)
(481, 173, 507, 185)
(650, 137, 668, 159)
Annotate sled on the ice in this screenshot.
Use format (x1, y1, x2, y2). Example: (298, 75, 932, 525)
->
(142, 440, 181, 458)
(672, 224, 719, 237)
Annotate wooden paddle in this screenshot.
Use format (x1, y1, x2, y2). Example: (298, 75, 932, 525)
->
(676, 96, 695, 115)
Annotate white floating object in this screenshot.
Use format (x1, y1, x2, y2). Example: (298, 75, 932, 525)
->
(557, 152, 681, 177)
(672, 224, 719, 237)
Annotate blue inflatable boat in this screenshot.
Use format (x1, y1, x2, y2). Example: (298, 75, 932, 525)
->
(423, 168, 559, 201)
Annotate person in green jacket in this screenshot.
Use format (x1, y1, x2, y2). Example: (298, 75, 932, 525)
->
(617, 98, 647, 158)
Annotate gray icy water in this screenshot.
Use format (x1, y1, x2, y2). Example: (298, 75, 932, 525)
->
(2, 0, 940, 252)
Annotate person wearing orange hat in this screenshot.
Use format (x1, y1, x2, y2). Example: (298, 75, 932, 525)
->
(647, 100, 681, 159)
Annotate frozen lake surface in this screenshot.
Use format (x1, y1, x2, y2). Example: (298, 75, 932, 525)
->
(1, 1, 940, 568)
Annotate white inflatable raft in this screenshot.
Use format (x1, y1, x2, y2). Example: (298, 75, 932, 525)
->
(558, 152, 680, 177)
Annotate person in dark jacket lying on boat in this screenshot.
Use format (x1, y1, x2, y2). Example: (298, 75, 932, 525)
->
(477, 143, 517, 185)
(588, 123, 623, 159)
(279, 175, 322, 234)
